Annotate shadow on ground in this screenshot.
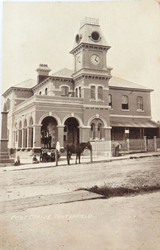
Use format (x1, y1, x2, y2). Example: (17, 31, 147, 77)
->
(77, 184, 160, 198)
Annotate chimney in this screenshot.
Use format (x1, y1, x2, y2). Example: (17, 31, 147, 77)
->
(36, 64, 51, 84)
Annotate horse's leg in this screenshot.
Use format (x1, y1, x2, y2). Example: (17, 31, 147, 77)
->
(67, 153, 69, 165)
(75, 154, 77, 164)
(79, 154, 81, 164)
(67, 152, 70, 165)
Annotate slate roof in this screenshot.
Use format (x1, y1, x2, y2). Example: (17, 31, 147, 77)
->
(14, 79, 37, 89)
(3, 68, 152, 97)
(52, 68, 73, 78)
(109, 77, 151, 91)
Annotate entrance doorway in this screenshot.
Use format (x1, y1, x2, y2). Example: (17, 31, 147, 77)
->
(64, 118, 79, 146)
(41, 116, 57, 148)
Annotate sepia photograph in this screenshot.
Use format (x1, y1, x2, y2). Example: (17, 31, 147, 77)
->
(0, 0, 160, 249)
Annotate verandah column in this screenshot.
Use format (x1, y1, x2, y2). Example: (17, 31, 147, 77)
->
(18, 129, 22, 148)
(57, 125, 64, 148)
(33, 124, 42, 152)
(22, 128, 27, 149)
(27, 126, 33, 149)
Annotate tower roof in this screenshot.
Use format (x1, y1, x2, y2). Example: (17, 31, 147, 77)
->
(71, 17, 109, 53)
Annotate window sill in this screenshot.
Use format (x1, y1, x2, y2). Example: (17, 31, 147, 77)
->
(136, 109, 144, 112)
(90, 99, 104, 102)
(90, 138, 105, 141)
(121, 109, 130, 112)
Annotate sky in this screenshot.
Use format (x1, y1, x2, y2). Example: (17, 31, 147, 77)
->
(1, 0, 160, 121)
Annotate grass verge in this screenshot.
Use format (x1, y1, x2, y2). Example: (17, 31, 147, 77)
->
(78, 185, 160, 198)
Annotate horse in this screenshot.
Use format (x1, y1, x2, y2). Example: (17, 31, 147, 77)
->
(66, 141, 92, 165)
(41, 135, 52, 148)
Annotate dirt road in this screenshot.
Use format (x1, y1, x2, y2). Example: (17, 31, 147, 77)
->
(0, 157, 160, 249)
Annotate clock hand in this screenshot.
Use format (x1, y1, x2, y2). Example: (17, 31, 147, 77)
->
(95, 56, 99, 62)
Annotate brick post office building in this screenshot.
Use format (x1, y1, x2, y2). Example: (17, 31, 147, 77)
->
(2, 18, 159, 156)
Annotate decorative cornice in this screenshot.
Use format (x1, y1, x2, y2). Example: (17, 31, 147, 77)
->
(32, 76, 73, 92)
(73, 73, 111, 81)
(2, 87, 33, 97)
(70, 43, 111, 54)
(83, 104, 110, 109)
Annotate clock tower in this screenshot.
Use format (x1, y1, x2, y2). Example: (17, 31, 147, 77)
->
(70, 17, 112, 151)
(70, 17, 111, 75)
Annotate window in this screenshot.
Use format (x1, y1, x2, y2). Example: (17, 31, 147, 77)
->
(98, 86, 103, 100)
(45, 88, 48, 95)
(62, 86, 69, 96)
(98, 123, 102, 139)
(91, 31, 100, 41)
(91, 86, 96, 100)
(79, 87, 81, 98)
(137, 96, 143, 110)
(91, 123, 96, 139)
(39, 91, 42, 95)
(108, 94, 112, 107)
(75, 88, 78, 97)
(122, 95, 129, 110)
(90, 119, 104, 140)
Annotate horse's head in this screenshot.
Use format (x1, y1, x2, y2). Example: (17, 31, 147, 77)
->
(86, 141, 92, 151)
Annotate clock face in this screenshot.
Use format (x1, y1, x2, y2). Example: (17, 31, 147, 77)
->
(77, 55, 81, 64)
(91, 54, 100, 65)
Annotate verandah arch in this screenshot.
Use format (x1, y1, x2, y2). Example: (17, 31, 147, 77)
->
(63, 117, 80, 147)
(41, 116, 58, 148)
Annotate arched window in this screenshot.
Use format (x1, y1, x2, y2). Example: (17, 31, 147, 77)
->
(45, 88, 48, 95)
(90, 118, 104, 140)
(122, 95, 129, 110)
(108, 94, 112, 107)
(91, 123, 96, 139)
(79, 87, 81, 98)
(75, 88, 78, 97)
(61, 86, 69, 96)
(137, 96, 143, 110)
(39, 91, 42, 95)
(98, 86, 103, 100)
(91, 86, 96, 100)
(98, 123, 103, 139)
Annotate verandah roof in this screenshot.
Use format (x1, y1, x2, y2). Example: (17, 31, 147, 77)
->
(110, 120, 158, 128)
